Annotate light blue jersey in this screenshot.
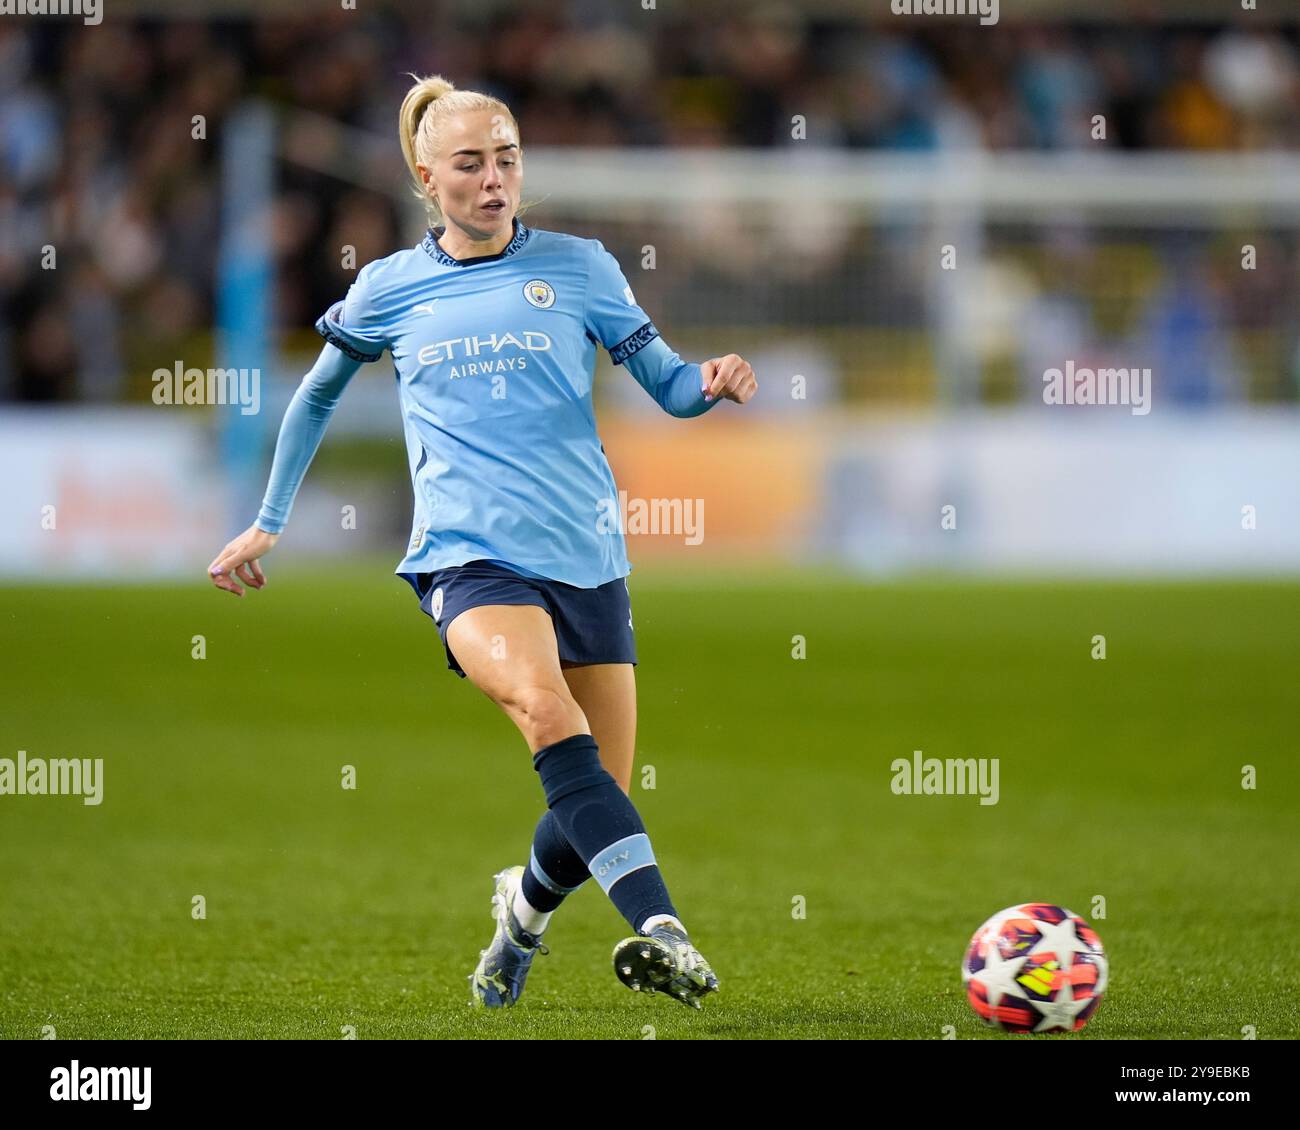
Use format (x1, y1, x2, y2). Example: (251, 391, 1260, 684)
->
(256, 217, 718, 592)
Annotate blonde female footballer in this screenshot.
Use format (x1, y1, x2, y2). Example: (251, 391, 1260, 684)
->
(207, 75, 756, 1010)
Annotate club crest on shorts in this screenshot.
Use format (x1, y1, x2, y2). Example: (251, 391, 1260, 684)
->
(430, 586, 444, 621)
(523, 279, 556, 309)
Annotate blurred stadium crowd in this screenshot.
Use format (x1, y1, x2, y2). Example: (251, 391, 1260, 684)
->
(1, 7, 1298, 404)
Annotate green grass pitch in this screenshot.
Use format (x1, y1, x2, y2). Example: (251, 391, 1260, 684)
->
(1, 564, 1297, 1039)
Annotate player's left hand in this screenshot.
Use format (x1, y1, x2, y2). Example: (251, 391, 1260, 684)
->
(701, 354, 757, 405)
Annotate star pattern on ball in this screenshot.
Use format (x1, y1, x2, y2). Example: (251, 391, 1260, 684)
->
(1029, 976, 1092, 1032)
(1028, 916, 1089, 970)
(970, 942, 1028, 1012)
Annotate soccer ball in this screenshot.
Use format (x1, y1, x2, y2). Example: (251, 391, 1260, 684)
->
(961, 903, 1107, 1033)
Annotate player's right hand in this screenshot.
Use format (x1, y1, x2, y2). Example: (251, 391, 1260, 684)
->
(207, 524, 278, 597)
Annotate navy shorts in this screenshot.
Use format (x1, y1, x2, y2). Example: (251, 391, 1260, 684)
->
(412, 559, 637, 677)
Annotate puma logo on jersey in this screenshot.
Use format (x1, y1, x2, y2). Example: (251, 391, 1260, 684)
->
(413, 302, 439, 316)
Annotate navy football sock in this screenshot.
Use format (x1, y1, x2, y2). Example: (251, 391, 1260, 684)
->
(521, 809, 590, 913)
(532, 733, 677, 933)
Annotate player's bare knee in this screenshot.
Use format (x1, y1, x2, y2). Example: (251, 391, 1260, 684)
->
(499, 683, 585, 748)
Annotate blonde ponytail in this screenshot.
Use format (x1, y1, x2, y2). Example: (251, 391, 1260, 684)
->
(398, 73, 526, 227)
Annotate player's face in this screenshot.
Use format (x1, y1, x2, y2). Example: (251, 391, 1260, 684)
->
(425, 109, 522, 240)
